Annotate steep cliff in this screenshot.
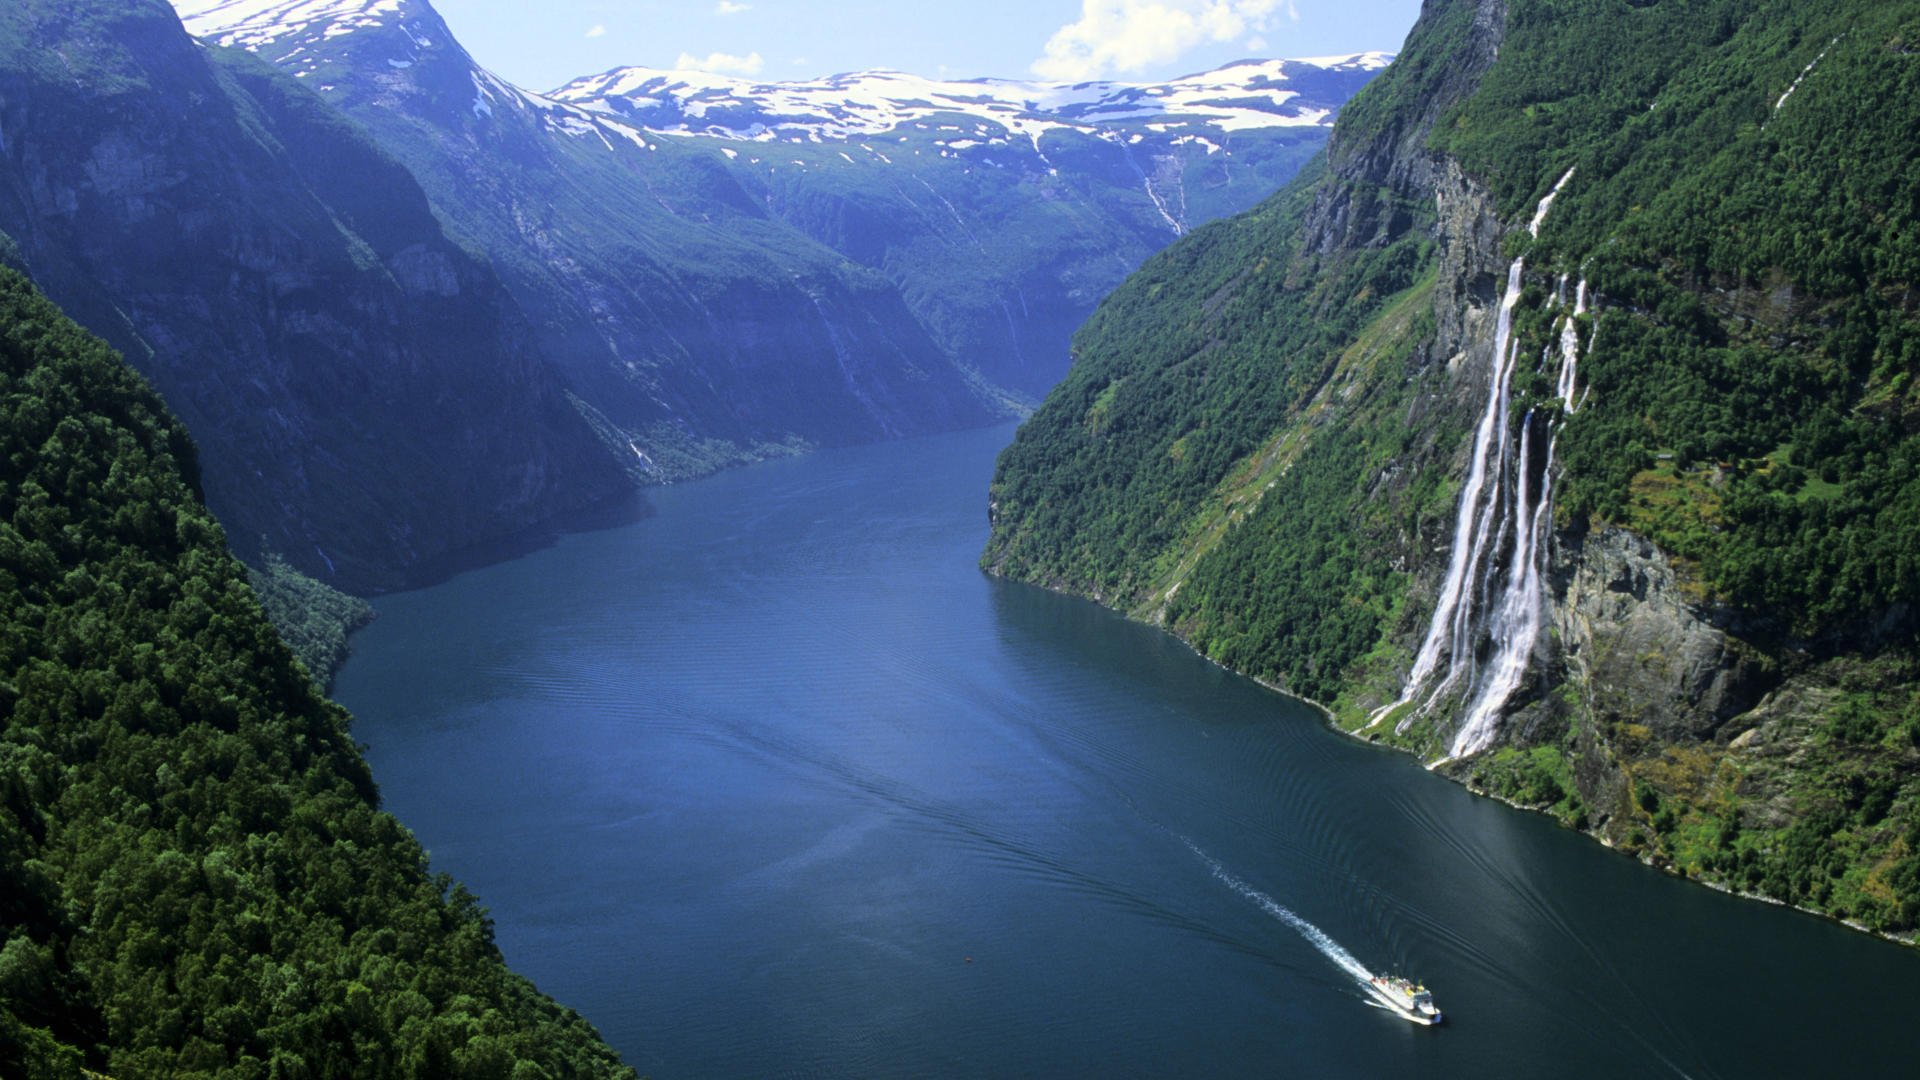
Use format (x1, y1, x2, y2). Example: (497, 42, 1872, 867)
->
(988, 0, 1920, 936)
(0, 264, 632, 1077)
(0, 0, 627, 591)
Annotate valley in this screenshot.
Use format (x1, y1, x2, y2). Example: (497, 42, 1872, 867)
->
(4, 0, 1918, 1074)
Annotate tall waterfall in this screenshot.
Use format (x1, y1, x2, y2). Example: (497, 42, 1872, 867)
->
(1367, 169, 1592, 760)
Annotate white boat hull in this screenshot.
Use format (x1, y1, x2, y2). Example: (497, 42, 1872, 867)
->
(1365, 982, 1444, 1025)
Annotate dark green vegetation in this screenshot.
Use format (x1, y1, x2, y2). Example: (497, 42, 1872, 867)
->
(0, 0, 625, 592)
(246, 554, 374, 689)
(0, 266, 630, 1077)
(985, 160, 1438, 700)
(1443, 0, 1920, 635)
(988, 0, 1920, 937)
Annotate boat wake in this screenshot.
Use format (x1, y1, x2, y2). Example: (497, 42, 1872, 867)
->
(1183, 840, 1373, 989)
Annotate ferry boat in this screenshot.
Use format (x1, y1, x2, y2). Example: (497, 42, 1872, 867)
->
(1367, 974, 1443, 1026)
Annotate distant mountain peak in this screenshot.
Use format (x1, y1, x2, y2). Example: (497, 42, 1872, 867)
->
(551, 53, 1394, 146)
(170, 0, 1387, 154)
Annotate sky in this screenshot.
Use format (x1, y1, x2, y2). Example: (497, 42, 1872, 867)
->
(430, 0, 1424, 91)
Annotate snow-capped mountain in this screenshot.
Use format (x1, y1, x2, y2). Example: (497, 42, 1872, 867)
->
(166, 0, 1389, 428)
(552, 55, 1391, 150)
(0, 0, 631, 591)
(172, 0, 404, 51)
(547, 56, 1388, 267)
(173, 0, 1012, 462)
(174, 0, 655, 149)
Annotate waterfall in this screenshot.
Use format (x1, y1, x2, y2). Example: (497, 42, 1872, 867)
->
(1555, 280, 1588, 411)
(805, 293, 900, 438)
(1368, 171, 1590, 759)
(1528, 168, 1576, 238)
(1774, 36, 1841, 114)
(1363, 258, 1529, 731)
(1452, 417, 1554, 757)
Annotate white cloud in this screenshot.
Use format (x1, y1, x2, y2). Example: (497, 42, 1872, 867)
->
(715, 1, 751, 14)
(585, 24, 607, 38)
(1032, 0, 1282, 81)
(675, 49, 766, 75)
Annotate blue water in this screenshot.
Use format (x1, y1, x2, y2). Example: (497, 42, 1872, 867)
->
(335, 423, 1920, 1077)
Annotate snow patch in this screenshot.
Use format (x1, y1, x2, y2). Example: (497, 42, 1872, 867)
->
(549, 54, 1389, 147)
(172, 0, 406, 49)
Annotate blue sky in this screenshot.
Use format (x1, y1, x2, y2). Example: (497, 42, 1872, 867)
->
(431, 0, 1423, 91)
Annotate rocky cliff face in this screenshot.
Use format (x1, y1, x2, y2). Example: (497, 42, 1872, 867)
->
(0, 0, 626, 590)
(1555, 529, 1773, 748)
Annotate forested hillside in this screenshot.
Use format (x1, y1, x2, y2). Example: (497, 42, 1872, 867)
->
(987, 0, 1920, 935)
(0, 265, 629, 1077)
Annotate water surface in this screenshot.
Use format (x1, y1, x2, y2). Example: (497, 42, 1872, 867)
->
(336, 424, 1920, 1077)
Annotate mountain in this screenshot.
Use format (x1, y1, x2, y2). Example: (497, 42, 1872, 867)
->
(171, 0, 1014, 479)
(551, 56, 1387, 146)
(173, 0, 1385, 419)
(0, 0, 627, 593)
(550, 56, 1387, 397)
(987, 0, 1920, 935)
(0, 264, 631, 1076)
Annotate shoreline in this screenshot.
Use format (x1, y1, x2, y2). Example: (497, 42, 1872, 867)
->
(988, 566, 1920, 952)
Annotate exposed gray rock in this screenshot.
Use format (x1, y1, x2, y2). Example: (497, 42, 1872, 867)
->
(1555, 527, 1778, 744)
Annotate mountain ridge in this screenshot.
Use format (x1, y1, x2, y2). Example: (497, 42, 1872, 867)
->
(549, 53, 1391, 149)
(170, 0, 1386, 420)
(0, 0, 628, 594)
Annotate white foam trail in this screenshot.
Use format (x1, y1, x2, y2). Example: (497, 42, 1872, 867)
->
(1186, 841, 1374, 988)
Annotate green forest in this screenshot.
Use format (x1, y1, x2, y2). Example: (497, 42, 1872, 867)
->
(1440, 0, 1920, 634)
(985, 0, 1920, 935)
(0, 266, 633, 1077)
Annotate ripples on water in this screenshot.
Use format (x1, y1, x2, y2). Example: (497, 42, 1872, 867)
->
(335, 424, 1920, 1079)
